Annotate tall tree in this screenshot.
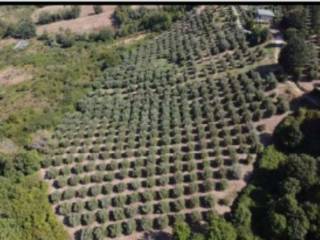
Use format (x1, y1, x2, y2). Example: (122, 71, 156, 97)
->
(278, 35, 309, 79)
(207, 215, 237, 240)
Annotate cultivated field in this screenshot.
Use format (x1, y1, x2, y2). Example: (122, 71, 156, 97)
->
(40, 6, 287, 240)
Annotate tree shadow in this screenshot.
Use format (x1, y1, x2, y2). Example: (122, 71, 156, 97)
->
(259, 132, 273, 146)
(140, 231, 172, 240)
(254, 63, 281, 76)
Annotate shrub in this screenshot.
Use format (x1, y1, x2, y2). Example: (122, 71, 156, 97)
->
(171, 199, 185, 212)
(95, 210, 108, 223)
(62, 189, 76, 200)
(188, 211, 202, 225)
(129, 180, 140, 190)
(99, 197, 110, 208)
(91, 173, 103, 183)
(79, 228, 93, 240)
(93, 5, 103, 14)
(107, 223, 121, 238)
(171, 185, 184, 198)
(111, 208, 125, 221)
(141, 191, 154, 202)
(102, 184, 112, 194)
(201, 195, 215, 208)
(68, 176, 79, 186)
(77, 187, 88, 198)
(203, 179, 214, 192)
(9, 18, 36, 39)
(72, 201, 84, 213)
(89, 27, 114, 42)
(56, 30, 75, 48)
(154, 215, 169, 230)
(114, 182, 126, 193)
(89, 185, 101, 196)
(86, 199, 99, 211)
(66, 213, 81, 227)
(81, 212, 95, 225)
(92, 227, 105, 240)
(124, 207, 137, 218)
(112, 195, 126, 207)
(139, 203, 153, 215)
(122, 220, 136, 235)
(216, 179, 228, 191)
(172, 220, 191, 240)
(227, 165, 242, 180)
(187, 196, 200, 209)
(127, 192, 140, 204)
(55, 177, 67, 188)
(37, 6, 81, 24)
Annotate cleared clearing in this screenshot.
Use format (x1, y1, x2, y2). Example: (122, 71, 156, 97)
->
(35, 5, 117, 35)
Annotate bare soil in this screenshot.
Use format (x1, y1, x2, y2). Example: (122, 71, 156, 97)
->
(0, 66, 32, 86)
(298, 80, 320, 92)
(35, 5, 117, 35)
(0, 38, 17, 48)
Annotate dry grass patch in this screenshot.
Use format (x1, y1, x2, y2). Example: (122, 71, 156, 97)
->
(0, 66, 32, 86)
(0, 138, 19, 154)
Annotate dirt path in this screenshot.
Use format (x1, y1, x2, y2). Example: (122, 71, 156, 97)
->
(269, 29, 285, 63)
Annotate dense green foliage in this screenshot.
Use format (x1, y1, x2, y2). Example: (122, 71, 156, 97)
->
(6, 18, 36, 39)
(0, 39, 124, 145)
(37, 6, 81, 25)
(279, 34, 310, 79)
(278, 5, 320, 80)
(230, 109, 320, 240)
(93, 5, 103, 15)
(274, 108, 320, 155)
(112, 5, 195, 36)
(0, 152, 67, 240)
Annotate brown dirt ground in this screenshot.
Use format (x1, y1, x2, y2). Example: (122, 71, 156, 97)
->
(298, 80, 320, 92)
(0, 66, 32, 86)
(131, 5, 160, 10)
(0, 38, 18, 48)
(269, 81, 304, 101)
(35, 5, 117, 35)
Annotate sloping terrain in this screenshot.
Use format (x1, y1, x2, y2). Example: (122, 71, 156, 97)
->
(34, 5, 117, 35)
(40, 6, 286, 240)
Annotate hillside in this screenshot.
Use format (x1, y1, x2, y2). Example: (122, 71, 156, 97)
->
(40, 6, 287, 239)
(0, 4, 320, 240)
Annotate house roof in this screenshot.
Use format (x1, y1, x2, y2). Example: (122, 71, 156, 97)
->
(257, 9, 275, 17)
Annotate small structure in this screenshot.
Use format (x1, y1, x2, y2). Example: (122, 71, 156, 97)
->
(256, 8, 274, 23)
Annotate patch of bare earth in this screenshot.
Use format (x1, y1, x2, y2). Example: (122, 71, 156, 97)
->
(256, 81, 306, 144)
(131, 5, 160, 10)
(35, 5, 117, 35)
(0, 66, 32, 86)
(298, 80, 320, 92)
(0, 38, 18, 48)
(116, 33, 147, 45)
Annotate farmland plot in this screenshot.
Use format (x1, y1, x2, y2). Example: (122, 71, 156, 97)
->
(41, 6, 287, 239)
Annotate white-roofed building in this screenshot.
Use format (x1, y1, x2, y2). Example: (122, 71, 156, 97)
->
(256, 8, 275, 23)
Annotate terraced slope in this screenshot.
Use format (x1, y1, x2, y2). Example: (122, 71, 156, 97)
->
(40, 6, 286, 240)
